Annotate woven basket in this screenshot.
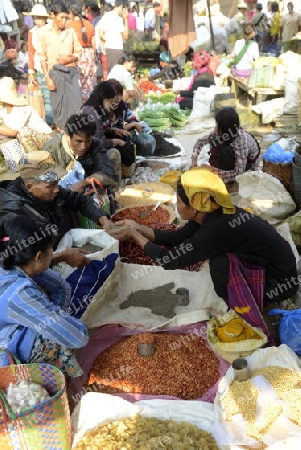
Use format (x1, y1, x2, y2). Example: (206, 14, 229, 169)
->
(262, 159, 293, 195)
(0, 352, 70, 449)
(116, 182, 174, 207)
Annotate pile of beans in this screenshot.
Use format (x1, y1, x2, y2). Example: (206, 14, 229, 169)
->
(87, 333, 220, 400)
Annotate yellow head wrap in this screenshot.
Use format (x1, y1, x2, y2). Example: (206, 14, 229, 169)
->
(181, 168, 236, 215)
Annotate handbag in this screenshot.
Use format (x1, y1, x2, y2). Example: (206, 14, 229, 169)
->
(26, 83, 45, 119)
(0, 139, 25, 172)
(0, 349, 71, 449)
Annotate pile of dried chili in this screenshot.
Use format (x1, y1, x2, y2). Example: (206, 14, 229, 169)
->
(118, 223, 204, 271)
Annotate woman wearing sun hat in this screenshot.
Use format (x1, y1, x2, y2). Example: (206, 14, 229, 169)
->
(24, 3, 53, 126)
(108, 167, 298, 336)
(0, 77, 52, 153)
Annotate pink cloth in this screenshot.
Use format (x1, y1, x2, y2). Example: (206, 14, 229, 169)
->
(176, 66, 208, 103)
(128, 13, 137, 30)
(69, 322, 230, 408)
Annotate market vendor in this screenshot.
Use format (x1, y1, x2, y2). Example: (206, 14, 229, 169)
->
(148, 51, 183, 82)
(231, 22, 259, 78)
(0, 156, 111, 267)
(0, 216, 88, 376)
(175, 50, 215, 110)
(107, 53, 145, 104)
(190, 107, 260, 187)
(107, 167, 298, 312)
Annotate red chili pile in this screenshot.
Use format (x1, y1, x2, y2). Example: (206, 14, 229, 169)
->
(118, 223, 204, 271)
(139, 80, 166, 94)
(112, 205, 170, 226)
(87, 333, 220, 400)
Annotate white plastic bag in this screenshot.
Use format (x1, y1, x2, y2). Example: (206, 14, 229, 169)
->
(190, 86, 225, 119)
(71, 393, 228, 449)
(237, 171, 296, 224)
(53, 229, 120, 326)
(283, 64, 301, 114)
(190, 25, 211, 52)
(214, 345, 301, 447)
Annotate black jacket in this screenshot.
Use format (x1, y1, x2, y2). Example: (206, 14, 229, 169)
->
(0, 177, 108, 234)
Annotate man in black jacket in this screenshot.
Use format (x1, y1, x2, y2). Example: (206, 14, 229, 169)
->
(0, 158, 111, 268)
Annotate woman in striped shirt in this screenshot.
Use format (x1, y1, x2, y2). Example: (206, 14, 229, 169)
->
(0, 217, 88, 377)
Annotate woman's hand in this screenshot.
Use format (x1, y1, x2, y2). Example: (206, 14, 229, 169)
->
(54, 248, 90, 268)
(106, 224, 133, 242)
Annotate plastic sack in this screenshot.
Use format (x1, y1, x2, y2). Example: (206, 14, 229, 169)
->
(52, 229, 120, 327)
(283, 65, 301, 114)
(268, 309, 301, 354)
(190, 86, 225, 119)
(190, 25, 211, 52)
(58, 161, 85, 189)
(214, 344, 301, 447)
(71, 393, 226, 449)
(66, 255, 119, 319)
(207, 310, 268, 363)
(237, 171, 296, 224)
(249, 57, 278, 88)
(134, 131, 156, 157)
(262, 142, 294, 163)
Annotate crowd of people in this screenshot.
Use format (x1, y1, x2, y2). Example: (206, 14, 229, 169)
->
(0, 0, 299, 379)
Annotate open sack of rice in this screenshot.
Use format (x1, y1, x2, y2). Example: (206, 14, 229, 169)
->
(214, 344, 301, 448)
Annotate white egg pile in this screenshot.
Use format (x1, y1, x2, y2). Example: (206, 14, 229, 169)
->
(5, 380, 50, 413)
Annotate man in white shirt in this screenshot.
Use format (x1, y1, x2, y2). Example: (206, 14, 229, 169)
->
(144, 2, 160, 40)
(98, 0, 129, 73)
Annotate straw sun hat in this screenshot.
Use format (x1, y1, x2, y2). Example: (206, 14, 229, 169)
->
(23, 4, 49, 17)
(0, 77, 27, 106)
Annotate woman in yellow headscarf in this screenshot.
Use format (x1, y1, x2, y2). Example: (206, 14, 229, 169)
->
(108, 168, 297, 319)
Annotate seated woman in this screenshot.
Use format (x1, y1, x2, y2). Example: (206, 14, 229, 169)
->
(190, 107, 260, 190)
(0, 216, 89, 377)
(16, 41, 28, 74)
(0, 77, 53, 152)
(175, 50, 215, 110)
(231, 22, 259, 78)
(107, 78, 142, 134)
(108, 168, 298, 335)
(80, 81, 126, 147)
(81, 81, 136, 179)
(0, 49, 27, 83)
(148, 51, 183, 83)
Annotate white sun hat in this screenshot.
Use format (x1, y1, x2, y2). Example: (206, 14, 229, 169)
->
(23, 4, 49, 17)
